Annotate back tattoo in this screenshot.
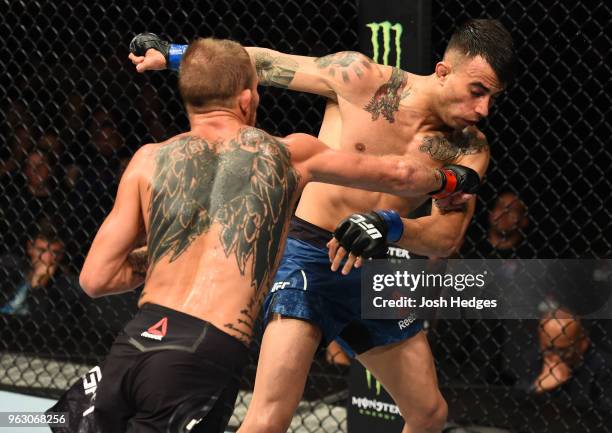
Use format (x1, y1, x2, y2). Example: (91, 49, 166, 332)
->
(148, 127, 300, 297)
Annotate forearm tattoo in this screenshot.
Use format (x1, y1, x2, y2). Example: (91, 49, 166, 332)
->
(254, 52, 299, 88)
(314, 51, 373, 83)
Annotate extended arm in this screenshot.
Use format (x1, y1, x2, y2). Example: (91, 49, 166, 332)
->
(284, 133, 479, 198)
(79, 150, 147, 297)
(394, 136, 490, 255)
(329, 139, 489, 273)
(129, 33, 391, 100)
(245, 48, 382, 99)
(396, 197, 477, 257)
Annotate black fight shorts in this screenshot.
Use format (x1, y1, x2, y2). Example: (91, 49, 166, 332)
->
(48, 303, 249, 433)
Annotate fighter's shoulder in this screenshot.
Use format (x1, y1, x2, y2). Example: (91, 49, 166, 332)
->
(121, 143, 159, 182)
(130, 143, 159, 165)
(452, 126, 489, 154)
(279, 132, 323, 152)
(448, 127, 490, 174)
(279, 132, 313, 145)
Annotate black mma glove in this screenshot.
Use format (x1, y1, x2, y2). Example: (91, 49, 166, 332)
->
(333, 210, 403, 259)
(430, 164, 481, 199)
(129, 33, 186, 71)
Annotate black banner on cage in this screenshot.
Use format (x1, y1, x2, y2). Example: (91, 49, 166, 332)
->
(358, 0, 431, 73)
(347, 361, 403, 433)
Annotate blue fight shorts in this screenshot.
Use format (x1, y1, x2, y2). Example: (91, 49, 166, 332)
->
(264, 216, 423, 356)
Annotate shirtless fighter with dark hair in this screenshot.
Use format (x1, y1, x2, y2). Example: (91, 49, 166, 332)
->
(48, 37, 477, 433)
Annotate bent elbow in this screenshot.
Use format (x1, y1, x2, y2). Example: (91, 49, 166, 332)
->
(79, 272, 104, 298)
(435, 236, 463, 258)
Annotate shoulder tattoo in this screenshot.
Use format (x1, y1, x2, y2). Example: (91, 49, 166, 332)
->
(363, 68, 409, 123)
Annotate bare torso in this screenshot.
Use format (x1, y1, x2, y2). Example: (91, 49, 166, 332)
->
(137, 127, 303, 344)
(297, 74, 484, 231)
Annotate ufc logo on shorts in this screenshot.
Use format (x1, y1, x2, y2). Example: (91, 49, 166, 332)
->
(349, 215, 382, 239)
(271, 281, 290, 293)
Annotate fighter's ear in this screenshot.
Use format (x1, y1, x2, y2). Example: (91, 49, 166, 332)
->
(238, 89, 252, 115)
(435, 61, 451, 84)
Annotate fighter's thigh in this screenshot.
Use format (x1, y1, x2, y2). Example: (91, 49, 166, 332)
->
(356, 331, 444, 420)
(241, 316, 322, 431)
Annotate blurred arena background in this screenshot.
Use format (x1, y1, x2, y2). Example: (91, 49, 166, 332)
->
(0, 0, 610, 432)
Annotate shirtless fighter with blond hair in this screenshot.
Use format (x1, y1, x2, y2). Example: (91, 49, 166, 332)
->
(48, 38, 477, 433)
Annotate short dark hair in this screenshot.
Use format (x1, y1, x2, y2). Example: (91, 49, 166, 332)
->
(179, 38, 255, 111)
(445, 19, 516, 86)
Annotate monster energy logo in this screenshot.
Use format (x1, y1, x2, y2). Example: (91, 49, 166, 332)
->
(366, 21, 403, 67)
(365, 369, 382, 396)
(351, 368, 400, 420)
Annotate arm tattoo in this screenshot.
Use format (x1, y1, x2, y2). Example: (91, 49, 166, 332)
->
(254, 52, 299, 89)
(419, 130, 488, 162)
(127, 248, 148, 279)
(363, 68, 408, 123)
(314, 51, 373, 82)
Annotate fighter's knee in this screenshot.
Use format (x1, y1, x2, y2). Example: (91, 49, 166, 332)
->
(404, 394, 448, 433)
(431, 397, 449, 431)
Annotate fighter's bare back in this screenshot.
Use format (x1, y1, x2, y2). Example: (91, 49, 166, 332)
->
(136, 128, 302, 345)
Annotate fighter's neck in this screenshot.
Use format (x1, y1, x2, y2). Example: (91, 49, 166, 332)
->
(189, 111, 248, 137)
(403, 74, 451, 132)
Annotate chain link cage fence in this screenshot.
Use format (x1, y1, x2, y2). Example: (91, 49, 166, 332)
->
(0, 0, 610, 432)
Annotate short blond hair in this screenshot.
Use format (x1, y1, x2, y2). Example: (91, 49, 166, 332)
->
(179, 38, 255, 111)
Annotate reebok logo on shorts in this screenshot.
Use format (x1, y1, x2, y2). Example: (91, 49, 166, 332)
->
(141, 317, 168, 341)
(397, 313, 417, 330)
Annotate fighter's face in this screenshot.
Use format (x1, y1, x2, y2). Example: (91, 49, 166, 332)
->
(438, 56, 504, 129)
